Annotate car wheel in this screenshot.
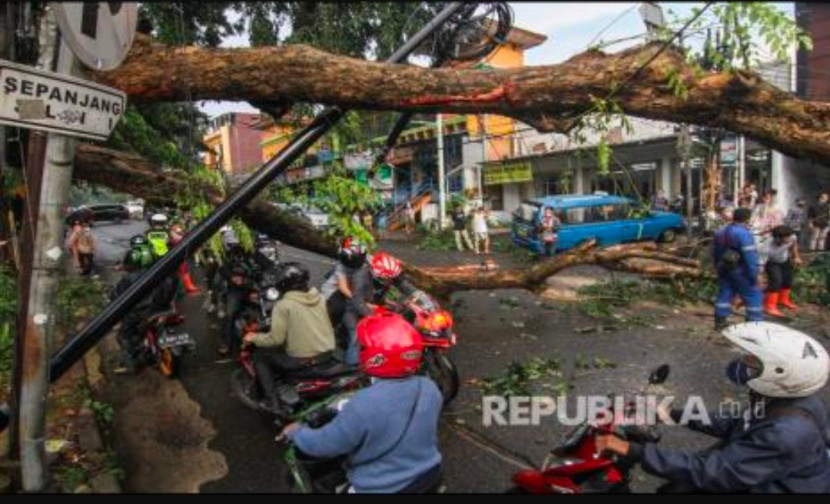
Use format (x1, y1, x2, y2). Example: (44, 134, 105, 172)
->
(659, 229, 677, 243)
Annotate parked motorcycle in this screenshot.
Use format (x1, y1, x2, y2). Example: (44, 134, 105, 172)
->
(140, 309, 196, 378)
(507, 364, 670, 494)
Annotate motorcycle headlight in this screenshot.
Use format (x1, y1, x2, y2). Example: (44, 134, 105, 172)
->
(265, 288, 279, 301)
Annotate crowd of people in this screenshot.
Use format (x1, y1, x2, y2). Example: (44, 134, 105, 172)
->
(712, 184, 829, 328)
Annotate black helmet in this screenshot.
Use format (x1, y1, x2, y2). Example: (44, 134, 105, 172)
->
(275, 262, 310, 293)
(338, 236, 367, 269)
(130, 235, 148, 248)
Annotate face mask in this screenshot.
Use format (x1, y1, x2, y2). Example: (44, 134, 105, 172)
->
(726, 358, 759, 386)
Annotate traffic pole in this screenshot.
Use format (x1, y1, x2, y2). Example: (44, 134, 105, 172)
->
(16, 5, 80, 491)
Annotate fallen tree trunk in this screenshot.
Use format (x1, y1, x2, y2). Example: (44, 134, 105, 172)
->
(89, 34, 830, 165)
(73, 144, 705, 295)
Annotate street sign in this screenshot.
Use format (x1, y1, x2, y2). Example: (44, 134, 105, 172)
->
(0, 59, 127, 140)
(53, 2, 138, 71)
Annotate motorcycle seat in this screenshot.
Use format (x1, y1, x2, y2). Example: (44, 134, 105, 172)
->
(292, 360, 358, 378)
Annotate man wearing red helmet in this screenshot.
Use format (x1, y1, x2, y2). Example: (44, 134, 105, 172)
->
(320, 236, 376, 365)
(367, 251, 419, 307)
(280, 312, 443, 493)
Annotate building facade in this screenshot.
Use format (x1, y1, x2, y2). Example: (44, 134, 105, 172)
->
(202, 112, 263, 175)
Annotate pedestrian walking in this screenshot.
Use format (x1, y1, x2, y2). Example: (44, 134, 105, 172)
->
(713, 207, 763, 329)
(65, 219, 83, 271)
(451, 205, 474, 252)
(69, 220, 96, 276)
(362, 210, 374, 238)
(472, 206, 490, 255)
(376, 211, 388, 241)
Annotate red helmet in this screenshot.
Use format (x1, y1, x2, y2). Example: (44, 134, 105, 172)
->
(369, 251, 402, 281)
(338, 236, 367, 268)
(357, 312, 424, 378)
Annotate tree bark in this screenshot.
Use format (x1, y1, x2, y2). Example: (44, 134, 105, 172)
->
(90, 34, 830, 165)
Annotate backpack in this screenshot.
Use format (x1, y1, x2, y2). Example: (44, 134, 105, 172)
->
(77, 228, 94, 252)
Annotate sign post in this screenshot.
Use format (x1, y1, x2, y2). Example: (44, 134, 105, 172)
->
(0, 59, 126, 139)
(11, 2, 133, 491)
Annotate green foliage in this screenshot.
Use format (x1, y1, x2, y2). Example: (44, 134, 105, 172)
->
(0, 267, 15, 386)
(794, 255, 830, 305)
(576, 276, 719, 320)
(416, 229, 457, 251)
(84, 398, 115, 426)
(272, 166, 381, 247)
(481, 358, 566, 397)
(56, 275, 108, 331)
(54, 465, 89, 491)
(107, 105, 206, 172)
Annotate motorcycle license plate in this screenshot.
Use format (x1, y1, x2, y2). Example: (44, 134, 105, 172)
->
(158, 332, 193, 348)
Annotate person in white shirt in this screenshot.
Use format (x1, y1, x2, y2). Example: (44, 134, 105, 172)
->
(472, 206, 490, 255)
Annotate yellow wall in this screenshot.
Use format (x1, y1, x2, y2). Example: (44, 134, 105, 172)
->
(203, 129, 226, 172)
(465, 41, 524, 162)
(261, 122, 323, 162)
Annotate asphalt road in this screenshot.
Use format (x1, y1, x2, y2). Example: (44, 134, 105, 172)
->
(91, 223, 830, 493)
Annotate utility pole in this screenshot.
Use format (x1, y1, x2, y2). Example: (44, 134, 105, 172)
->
(16, 6, 79, 491)
(437, 113, 446, 229)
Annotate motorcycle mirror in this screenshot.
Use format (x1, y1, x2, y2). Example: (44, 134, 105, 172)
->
(648, 364, 670, 385)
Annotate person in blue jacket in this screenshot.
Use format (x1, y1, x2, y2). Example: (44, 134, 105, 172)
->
(596, 322, 830, 493)
(279, 312, 443, 493)
(713, 207, 763, 330)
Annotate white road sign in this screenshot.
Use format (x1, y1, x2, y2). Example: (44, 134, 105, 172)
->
(54, 2, 138, 71)
(0, 59, 127, 140)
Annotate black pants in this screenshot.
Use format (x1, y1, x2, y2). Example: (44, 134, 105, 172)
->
(543, 240, 556, 257)
(253, 347, 314, 404)
(326, 292, 347, 327)
(117, 308, 149, 364)
(221, 288, 246, 348)
(765, 260, 793, 292)
(79, 253, 94, 276)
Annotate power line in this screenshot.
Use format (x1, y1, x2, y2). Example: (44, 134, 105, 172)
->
(568, 1, 715, 129)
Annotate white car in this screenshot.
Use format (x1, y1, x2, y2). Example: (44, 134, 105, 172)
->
(274, 203, 329, 230)
(124, 200, 144, 220)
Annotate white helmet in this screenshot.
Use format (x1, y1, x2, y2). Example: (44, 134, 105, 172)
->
(722, 322, 830, 398)
(150, 213, 168, 226)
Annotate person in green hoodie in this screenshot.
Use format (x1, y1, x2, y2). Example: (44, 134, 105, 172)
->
(243, 261, 336, 413)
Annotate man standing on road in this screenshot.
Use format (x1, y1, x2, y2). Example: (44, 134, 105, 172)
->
(451, 205, 473, 252)
(713, 207, 763, 329)
(68, 219, 96, 277)
(472, 206, 491, 255)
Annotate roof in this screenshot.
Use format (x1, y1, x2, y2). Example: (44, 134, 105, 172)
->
(525, 194, 633, 209)
(483, 19, 547, 49)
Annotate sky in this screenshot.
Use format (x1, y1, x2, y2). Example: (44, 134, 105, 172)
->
(198, 2, 795, 119)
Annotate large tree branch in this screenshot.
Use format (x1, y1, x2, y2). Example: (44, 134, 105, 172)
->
(90, 35, 830, 165)
(74, 144, 703, 297)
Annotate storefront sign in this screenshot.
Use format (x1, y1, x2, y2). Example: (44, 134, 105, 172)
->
(484, 161, 533, 186)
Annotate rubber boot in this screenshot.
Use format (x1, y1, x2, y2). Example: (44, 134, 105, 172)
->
(182, 272, 201, 294)
(764, 292, 784, 318)
(779, 288, 798, 311)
